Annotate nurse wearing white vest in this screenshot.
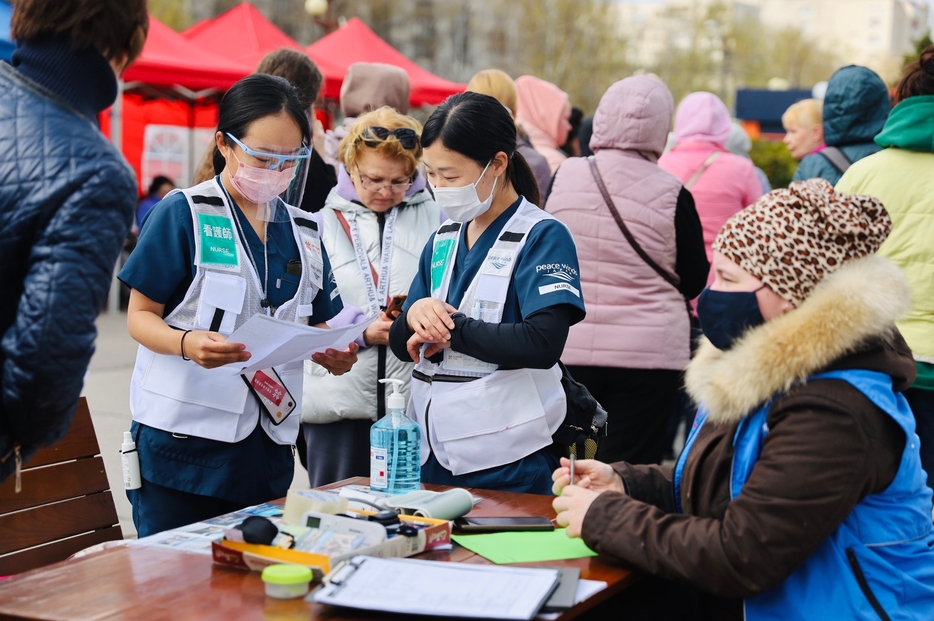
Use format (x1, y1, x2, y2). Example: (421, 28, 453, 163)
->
(120, 75, 358, 537)
(388, 92, 586, 495)
(302, 106, 441, 487)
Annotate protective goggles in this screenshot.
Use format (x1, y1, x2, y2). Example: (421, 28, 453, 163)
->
(226, 133, 311, 172)
(360, 126, 419, 150)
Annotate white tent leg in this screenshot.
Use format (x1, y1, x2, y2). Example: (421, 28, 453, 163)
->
(107, 80, 125, 316)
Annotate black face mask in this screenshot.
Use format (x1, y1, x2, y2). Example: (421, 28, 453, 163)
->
(696, 287, 765, 351)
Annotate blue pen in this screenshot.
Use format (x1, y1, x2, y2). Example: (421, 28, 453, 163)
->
(570, 453, 576, 486)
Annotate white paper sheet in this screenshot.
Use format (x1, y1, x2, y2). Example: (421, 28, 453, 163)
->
(313, 556, 560, 620)
(225, 314, 375, 375)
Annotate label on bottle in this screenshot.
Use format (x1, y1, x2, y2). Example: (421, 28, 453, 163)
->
(370, 447, 388, 489)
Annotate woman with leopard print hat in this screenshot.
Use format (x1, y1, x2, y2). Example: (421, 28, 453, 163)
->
(551, 178, 934, 620)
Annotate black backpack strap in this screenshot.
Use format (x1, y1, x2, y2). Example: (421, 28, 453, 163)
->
(819, 147, 852, 174)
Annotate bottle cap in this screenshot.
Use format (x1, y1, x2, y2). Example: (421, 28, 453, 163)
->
(261, 564, 313, 585)
(379, 378, 406, 410)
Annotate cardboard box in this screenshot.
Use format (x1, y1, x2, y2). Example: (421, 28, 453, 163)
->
(212, 514, 451, 579)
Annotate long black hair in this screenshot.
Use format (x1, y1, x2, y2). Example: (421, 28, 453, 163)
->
(213, 73, 311, 175)
(421, 92, 542, 207)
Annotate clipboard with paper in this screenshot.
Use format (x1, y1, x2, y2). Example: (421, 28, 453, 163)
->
(312, 556, 560, 620)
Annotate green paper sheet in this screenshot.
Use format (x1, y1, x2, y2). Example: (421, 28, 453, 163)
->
(451, 529, 598, 564)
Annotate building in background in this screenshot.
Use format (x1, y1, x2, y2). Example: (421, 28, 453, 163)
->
(616, 0, 928, 84)
(754, 0, 927, 80)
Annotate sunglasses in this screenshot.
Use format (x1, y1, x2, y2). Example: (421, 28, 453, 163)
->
(361, 126, 419, 150)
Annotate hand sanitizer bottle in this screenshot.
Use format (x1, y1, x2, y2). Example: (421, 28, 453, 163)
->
(121, 431, 141, 490)
(370, 379, 420, 494)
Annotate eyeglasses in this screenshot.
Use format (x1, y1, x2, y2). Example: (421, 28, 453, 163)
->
(226, 133, 311, 171)
(354, 165, 413, 193)
(360, 126, 419, 150)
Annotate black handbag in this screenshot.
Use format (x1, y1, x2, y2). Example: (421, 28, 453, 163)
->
(551, 362, 608, 460)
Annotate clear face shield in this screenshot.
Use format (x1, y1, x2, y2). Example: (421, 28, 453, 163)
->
(225, 133, 311, 223)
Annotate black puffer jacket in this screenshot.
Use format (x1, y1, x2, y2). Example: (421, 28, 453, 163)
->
(0, 61, 136, 483)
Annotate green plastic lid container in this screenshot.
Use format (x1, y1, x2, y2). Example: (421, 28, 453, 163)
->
(261, 564, 313, 585)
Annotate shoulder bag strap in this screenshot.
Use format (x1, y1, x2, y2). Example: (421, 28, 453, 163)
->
(819, 147, 852, 174)
(587, 156, 681, 290)
(684, 152, 720, 190)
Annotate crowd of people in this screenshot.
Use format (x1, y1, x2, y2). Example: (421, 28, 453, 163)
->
(1, 1, 933, 619)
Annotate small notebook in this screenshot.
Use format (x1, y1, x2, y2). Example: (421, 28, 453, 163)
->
(541, 567, 581, 612)
(312, 555, 560, 620)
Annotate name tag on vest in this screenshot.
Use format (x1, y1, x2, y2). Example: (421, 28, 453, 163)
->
(198, 214, 239, 269)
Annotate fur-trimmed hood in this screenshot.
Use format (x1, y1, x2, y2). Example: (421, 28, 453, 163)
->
(685, 256, 911, 425)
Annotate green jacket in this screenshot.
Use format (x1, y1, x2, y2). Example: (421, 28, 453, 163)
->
(836, 94, 934, 364)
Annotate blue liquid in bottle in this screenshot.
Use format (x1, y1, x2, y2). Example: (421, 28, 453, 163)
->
(370, 379, 421, 494)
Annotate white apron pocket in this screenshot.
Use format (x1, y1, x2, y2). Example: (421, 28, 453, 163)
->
(139, 349, 249, 414)
(196, 272, 247, 335)
(430, 369, 552, 476)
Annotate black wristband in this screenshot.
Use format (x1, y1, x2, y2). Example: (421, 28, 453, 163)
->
(180, 330, 192, 361)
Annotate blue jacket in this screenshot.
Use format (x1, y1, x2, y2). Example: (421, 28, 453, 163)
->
(0, 62, 136, 482)
(680, 369, 934, 620)
(793, 66, 890, 185)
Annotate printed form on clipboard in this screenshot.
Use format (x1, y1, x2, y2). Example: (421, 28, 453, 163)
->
(312, 556, 560, 620)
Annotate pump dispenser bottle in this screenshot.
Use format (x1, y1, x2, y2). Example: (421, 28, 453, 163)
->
(370, 379, 420, 494)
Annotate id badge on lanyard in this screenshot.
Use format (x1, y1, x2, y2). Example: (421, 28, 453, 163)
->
(241, 368, 296, 426)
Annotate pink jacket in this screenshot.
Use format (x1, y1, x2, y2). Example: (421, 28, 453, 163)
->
(658, 93, 762, 280)
(515, 75, 569, 174)
(545, 76, 690, 370)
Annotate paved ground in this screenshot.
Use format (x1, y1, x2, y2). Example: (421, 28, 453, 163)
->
(81, 312, 309, 539)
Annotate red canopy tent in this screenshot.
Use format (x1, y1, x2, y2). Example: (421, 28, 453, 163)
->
(306, 18, 465, 106)
(124, 15, 251, 90)
(183, 2, 304, 72)
(103, 16, 251, 193)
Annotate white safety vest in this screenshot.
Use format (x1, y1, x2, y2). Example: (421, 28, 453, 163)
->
(409, 198, 566, 475)
(130, 178, 324, 445)
(302, 188, 441, 424)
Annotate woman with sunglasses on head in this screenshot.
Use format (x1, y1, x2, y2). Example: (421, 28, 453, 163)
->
(119, 74, 358, 537)
(302, 106, 441, 487)
(388, 92, 586, 495)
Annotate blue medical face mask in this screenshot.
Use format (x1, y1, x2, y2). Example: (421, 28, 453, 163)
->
(696, 286, 766, 351)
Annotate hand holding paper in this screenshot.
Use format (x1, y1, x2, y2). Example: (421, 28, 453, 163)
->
(311, 341, 359, 376)
(225, 314, 375, 375)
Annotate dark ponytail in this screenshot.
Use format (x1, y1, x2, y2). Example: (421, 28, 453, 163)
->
(894, 44, 934, 105)
(421, 92, 542, 207)
(213, 74, 311, 175)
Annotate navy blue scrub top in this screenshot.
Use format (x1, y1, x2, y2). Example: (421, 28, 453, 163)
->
(403, 197, 586, 323)
(119, 178, 343, 503)
(121, 177, 341, 321)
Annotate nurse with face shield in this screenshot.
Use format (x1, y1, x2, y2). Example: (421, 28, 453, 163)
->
(119, 74, 358, 537)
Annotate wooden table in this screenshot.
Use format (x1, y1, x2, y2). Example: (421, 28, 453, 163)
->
(0, 477, 636, 620)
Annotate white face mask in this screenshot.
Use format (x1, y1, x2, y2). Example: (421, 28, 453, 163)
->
(428, 160, 496, 223)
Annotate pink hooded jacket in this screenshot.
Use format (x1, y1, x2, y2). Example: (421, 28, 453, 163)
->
(515, 75, 570, 174)
(545, 76, 690, 370)
(658, 92, 762, 283)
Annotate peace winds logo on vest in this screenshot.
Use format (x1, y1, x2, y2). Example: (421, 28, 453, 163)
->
(536, 263, 580, 297)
